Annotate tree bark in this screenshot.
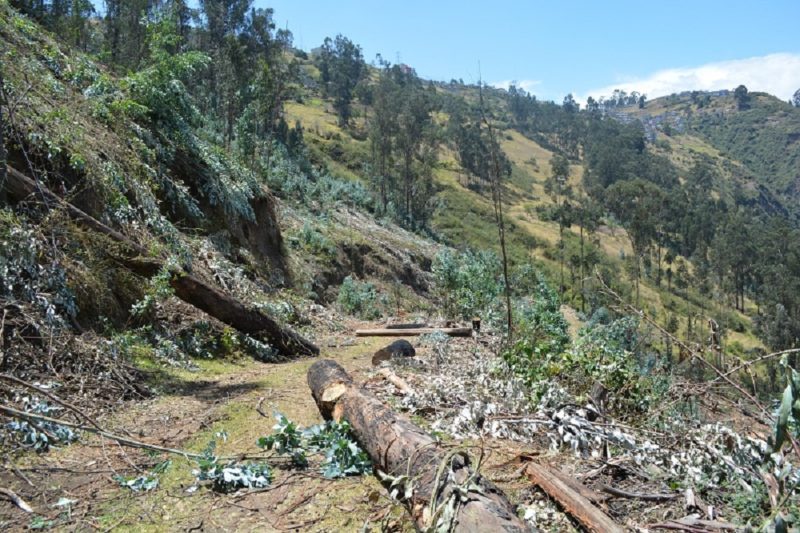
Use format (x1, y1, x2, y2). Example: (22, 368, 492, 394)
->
(355, 327, 473, 337)
(4, 165, 319, 357)
(525, 463, 623, 533)
(307, 360, 531, 532)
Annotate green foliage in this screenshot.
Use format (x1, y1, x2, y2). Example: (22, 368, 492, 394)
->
(114, 460, 171, 492)
(337, 275, 384, 320)
(122, 13, 209, 132)
(264, 143, 374, 211)
(257, 413, 308, 468)
(367, 59, 440, 227)
(432, 249, 504, 325)
(0, 212, 78, 324)
(771, 357, 800, 453)
(304, 420, 372, 478)
(257, 414, 372, 479)
(317, 34, 365, 126)
(288, 221, 335, 257)
(4, 399, 79, 452)
(130, 263, 175, 318)
(193, 440, 272, 493)
(502, 276, 570, 389)
(504, 293, 664, 414)
(319, 430, 372, 479)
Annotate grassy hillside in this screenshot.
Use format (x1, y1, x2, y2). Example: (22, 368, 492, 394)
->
(4, 4, 800, 530)
(283, 72, 766, 353)
(614, 91, 800, 219)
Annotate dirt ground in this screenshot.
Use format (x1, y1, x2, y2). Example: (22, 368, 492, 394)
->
(4, 318, 749, 532)
(0, 326, 550, 532)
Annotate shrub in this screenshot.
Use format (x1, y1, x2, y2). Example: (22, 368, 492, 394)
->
(503, 276, 570, 389)
(431, 249, 504, 325)
(337, 276, 383, 319)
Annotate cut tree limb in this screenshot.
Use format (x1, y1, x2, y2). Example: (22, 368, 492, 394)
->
(4, 165, 318, 357)
(525, 463, 623, 533)
(355, 327, 473, 337)
(601, 484, 677, 502)
(307, 359, 531, 532)
(0, 487, 33, 513)
(377, 368, 414, 395)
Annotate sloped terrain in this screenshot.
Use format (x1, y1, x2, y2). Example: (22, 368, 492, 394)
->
(2, 2, 799, 531)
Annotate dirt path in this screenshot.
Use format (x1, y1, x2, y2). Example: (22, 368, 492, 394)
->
(2, 333, 420, 532)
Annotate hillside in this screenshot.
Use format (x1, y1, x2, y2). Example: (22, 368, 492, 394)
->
(609, 90, 800, 220)
(1, 2, 799, 531)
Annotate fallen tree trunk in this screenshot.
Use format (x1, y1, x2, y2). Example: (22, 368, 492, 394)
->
(4, 165, 318, 357)
(355, 327, 473, 337)
(525, 463, 623, 533)
(307, 359, 531, 532)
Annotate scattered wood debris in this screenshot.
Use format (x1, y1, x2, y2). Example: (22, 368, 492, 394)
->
(307, 359, 531, 532)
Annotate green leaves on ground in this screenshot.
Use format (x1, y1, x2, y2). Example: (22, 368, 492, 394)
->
(192, 440, 273, 493)
(258, 414, 372, 479)
(114, 460, 171, 492)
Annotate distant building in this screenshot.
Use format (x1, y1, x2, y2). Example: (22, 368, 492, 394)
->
(398, 63, 415, 75)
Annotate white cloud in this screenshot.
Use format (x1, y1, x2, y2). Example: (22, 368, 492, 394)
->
(581, 53, 800, 104)
(492, 79, 542, 95)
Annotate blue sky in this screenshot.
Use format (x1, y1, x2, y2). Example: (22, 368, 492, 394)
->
(262, 0, 800, 102)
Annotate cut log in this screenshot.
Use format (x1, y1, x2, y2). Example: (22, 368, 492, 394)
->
(307, 360, 531, 532)
(525, 463, 623, 533)
(356, 327, 473, 338)
(4, 165, 318, 357)
(372, 339, 415, 365)
(385, 322, 428, 329)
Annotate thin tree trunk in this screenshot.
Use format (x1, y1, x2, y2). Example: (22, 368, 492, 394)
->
(0, 63, 6, 203)
(580, 223, 585, 313)
(478, 83, 513, 338)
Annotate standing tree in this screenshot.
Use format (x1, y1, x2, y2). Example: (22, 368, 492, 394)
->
(478, 82, 513, 336)
(546, 154, 572, 295)
(366, 61, 438, 227)
(317, 35, 365, 127)
(606, 179, 666, 306)
(574, 198, 602, 312)
(793, 88, 800, 108)
(733, 84, 750, 110)
(368, 61, 398, 212)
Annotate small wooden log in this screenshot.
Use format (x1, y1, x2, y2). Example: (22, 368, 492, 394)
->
(601, 484, 677, 502)
(307, 360, 531, 532)
(4, 165, 318, 357)
(355, 327, 473, 338)
(377, 368, 414, 395)
(385, 323, 428, 329)
(525, 463, 623, 533)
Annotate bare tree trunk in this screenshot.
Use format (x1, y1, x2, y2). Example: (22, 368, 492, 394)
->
(580, 223, 585, 313)
(3, 165, 319, 357)
(307, 360, 531, 532)
(478, 82, 513, 338)
(0, 62, 6, 204)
